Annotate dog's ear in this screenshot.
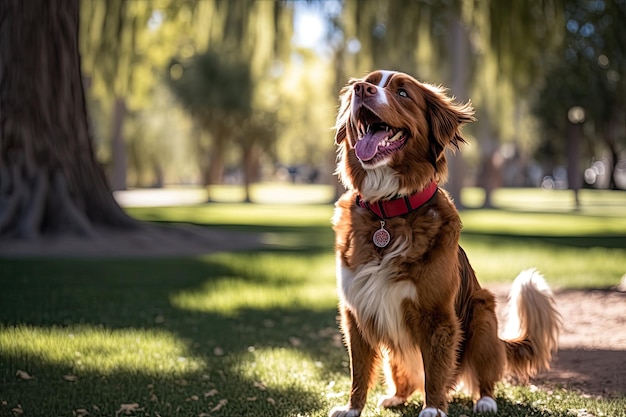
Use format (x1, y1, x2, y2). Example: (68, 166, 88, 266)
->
(333, 78, 359, 145)
(423, 84, 475, 165)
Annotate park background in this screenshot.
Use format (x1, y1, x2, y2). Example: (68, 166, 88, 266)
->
(1, 1, 626, 417)
(81, 0, 626, 203)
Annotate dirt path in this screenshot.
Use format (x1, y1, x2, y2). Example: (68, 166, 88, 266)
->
(493, 285, 626, 398)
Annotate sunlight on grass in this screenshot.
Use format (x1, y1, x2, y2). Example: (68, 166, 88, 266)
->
(461, 236, 626, 288)
(171, 253, 337, 315)
(172, 278, 337, 315)
(209, 183, 335, 204)
(239, 348, 328, 391)
(117, 183, 335, 207)
(461, 209, 626, 236)
(0, 325, 205, 375)
(463, 187, 626, 216)
(129, 202, 334, 228)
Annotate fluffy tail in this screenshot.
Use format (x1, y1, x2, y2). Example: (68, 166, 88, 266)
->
(501, 269, 561, 381)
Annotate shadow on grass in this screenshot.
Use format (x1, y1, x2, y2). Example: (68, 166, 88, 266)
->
(0, 251, 341, 416)
(461, 230, 626, 249)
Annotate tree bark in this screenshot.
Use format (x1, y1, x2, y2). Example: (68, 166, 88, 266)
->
(0, 0, 136, 239)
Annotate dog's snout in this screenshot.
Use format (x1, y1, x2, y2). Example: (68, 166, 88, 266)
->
(353, 82, 378, 100)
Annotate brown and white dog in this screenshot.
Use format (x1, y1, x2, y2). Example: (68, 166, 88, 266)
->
(330, 70, 561, 417)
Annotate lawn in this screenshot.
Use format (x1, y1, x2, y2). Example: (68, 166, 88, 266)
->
(1, 186, 625, 417)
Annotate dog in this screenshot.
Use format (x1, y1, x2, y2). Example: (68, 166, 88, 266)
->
(330, 70, 561, 417)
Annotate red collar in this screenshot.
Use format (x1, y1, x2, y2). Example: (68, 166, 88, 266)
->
(356, 181, 438, 219)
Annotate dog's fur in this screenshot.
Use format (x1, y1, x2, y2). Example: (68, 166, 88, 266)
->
(330, 70, 561, 417)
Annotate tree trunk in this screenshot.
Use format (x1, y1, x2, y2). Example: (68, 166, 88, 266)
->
(242, 145, 255, 203)
(567, 120, 582, 209)
(0, 0, 136, 239)
(477, 109, 502, 209)
(446, 13, 470, 210)
(110, 96, 128, 191)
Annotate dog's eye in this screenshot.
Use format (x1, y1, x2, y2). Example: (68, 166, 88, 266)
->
(398, 89, 408, 98)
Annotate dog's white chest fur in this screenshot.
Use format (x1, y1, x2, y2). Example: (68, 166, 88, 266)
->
(338, 255, 417, 347)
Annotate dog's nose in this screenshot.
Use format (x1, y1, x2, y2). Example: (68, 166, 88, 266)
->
(353, 82, 377, 100)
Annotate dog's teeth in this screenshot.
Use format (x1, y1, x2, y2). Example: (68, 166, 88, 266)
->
(388, 130, 403, 142)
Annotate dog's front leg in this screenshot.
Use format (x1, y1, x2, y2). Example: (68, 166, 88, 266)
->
(330, 306, 380, 417)
(415, 308, 460, 417)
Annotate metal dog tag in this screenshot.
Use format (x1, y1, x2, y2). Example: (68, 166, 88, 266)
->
(373, 221, 391, 248)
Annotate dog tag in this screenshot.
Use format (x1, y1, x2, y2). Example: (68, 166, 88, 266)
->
(373, 221, 391, 248)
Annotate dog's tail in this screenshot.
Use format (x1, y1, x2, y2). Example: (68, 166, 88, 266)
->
(501, 269, 561, 381)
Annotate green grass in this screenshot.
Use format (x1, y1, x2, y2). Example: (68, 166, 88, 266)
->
(1, 186, 625, 416)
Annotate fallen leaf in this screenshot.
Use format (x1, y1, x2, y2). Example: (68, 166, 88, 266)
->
(15, 370, 33, 380)
(267, 397, 276, 405)
(115, 403, 142, 416)
(288, 337, 302, 347)
(74, 408, 89, 417)
(246, 396, 257, 401)
(64, 375, 78, 382)
(209, 399, 227, 413)
(204, 389, 218, 397)
(253, 381, 267, 391)
(186, 395, 199, 401)
(11, 404, 23, 415)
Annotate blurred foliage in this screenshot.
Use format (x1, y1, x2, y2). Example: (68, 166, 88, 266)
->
(168, 51, 252, 122)
(78, 0, 626, 190)
(534, 0, 626, 189)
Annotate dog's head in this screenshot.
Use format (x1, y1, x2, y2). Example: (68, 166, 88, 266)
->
(334, 70, 474, 201)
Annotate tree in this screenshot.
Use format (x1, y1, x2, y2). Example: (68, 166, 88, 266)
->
(533, 0, 626, 191)
(80, 0, 154, 191)
(165, 1, 292, 200)
(168, 51, 254, 200)
(0, 0, 136, 238)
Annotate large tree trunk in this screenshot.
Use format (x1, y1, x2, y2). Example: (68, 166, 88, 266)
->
(0, 0, 136, 239)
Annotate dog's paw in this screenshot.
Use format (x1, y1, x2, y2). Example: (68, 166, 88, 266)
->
(329, 405, 362, 417)
(418, 407, 447, 417)
(378, 395, 406, 408)
(473, 396, 498, 413)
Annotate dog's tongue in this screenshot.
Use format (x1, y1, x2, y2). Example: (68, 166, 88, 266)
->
(355, 130, 388, 161)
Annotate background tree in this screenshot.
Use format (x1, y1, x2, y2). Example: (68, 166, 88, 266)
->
(80, 0, 154, 191)
(165, 0, 293, 200)
(167, 52, 255, 201)
(0, 0, 135, 239)
(533, 0, 626, 191)
(467, 0, 564, 207)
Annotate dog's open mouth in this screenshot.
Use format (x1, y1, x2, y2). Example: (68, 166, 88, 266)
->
(354, 110, 407, 164)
